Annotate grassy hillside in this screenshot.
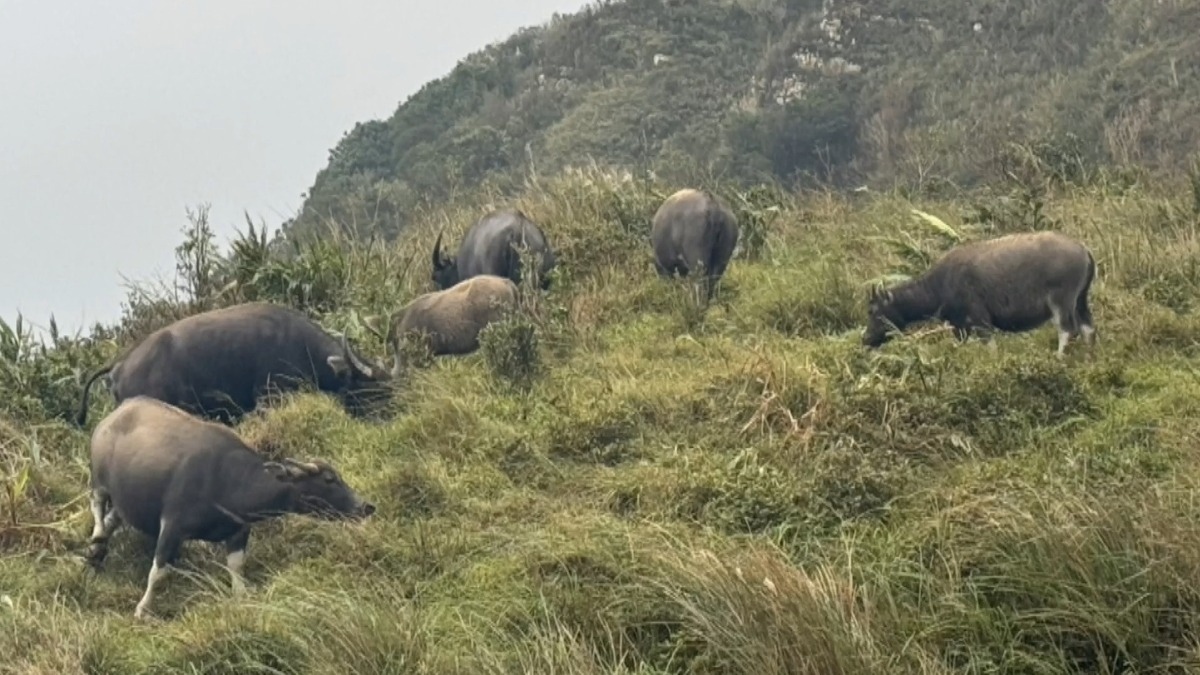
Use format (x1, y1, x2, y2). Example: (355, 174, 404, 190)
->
(284, 0, 1200, 241)
(5, 163, 1200, 672)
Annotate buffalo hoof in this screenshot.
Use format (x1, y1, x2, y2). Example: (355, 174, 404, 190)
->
(84, 543, 108, 568)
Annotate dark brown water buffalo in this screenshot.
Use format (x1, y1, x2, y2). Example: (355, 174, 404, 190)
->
(75, 302, 391, 426)
(863, 231, 1097, 356)
(650, 188, 740, 302)
(85, 396, 374, 619)
(364, 274, 519, 376)
(431, 208, 557, 291)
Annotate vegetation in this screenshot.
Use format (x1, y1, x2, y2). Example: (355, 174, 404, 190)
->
(4, 157, 1200, 672)
(284, 0, 1200, 242)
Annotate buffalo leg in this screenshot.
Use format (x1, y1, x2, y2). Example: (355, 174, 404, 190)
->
(951, 320, 996, 349)
(956, 299, 998, 348)
(951, 321, 982, 343)
(971, 326, 998, 350)
(950, 301, 979, 342)
(974, 324, 997, 349)
(1048, 294, 1079, 358)
(86, 489, 108, 550)
(86, 489, 121, 567)
(1075, 288, 1097, 346)
(1079, 318, 1097, 346)
(134, 519, 184, 619)
(703, 274, 718, 305)
(223, 527, 252, 594)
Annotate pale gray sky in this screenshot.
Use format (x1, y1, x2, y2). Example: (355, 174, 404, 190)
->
(0, 0, 586, 338)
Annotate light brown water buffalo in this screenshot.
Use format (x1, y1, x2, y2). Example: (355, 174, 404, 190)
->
(76, 302, 391, 426)
(364, 274, 520, 376)
(650, 188, 740, 302)
(85, 396, 374, 619)
(863, 231, 1097, 355)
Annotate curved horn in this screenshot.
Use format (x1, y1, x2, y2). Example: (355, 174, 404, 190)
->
(283, 458, 322, 475)
(432, 230, 444, 268)
(341, 334, 375, 378)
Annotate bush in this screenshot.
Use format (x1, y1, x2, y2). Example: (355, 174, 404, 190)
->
(480, 314, 543, 392)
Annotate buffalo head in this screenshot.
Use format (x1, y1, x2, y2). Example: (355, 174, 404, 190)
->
(328, 334, 393, 416)
(430, 231, 459, 290)
(265, 458, 376, 520)
(863, 285, 901, 348)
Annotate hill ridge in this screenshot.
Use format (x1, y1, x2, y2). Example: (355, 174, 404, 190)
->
(282, 0, 1200, 242)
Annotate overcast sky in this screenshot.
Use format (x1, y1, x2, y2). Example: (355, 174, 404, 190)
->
(0, 0, 586, 338)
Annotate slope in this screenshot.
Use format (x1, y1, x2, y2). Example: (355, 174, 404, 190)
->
(5, 167, 1200, 672)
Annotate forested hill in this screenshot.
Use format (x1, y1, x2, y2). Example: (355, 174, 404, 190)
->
(283, 0, 1199, 241)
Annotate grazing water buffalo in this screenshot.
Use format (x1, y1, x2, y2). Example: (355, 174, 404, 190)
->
(431, 208, 557, 291)
(76, 302, 391, 426)
(650, 188, 740, 302)
(364, 275, 519, 376)
(863, 231, 1097, 356)
(85, 396, 374, 619)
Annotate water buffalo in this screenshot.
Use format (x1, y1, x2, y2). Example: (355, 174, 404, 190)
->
(431, 208, 557, 291)
(76, 302, 391, 427)
(364, 275, 519, 376)
(650, 188, 740, 303)
(85, 396, 374, 619)
(863, 231, 1097, 356)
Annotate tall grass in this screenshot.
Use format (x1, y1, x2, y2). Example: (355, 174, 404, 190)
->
(4, 167, 1200, 673)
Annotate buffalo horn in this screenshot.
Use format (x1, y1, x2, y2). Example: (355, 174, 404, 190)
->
(341, 334, 375, 378)
(283, 458, 322, 475)
(432, 231, 444, 268)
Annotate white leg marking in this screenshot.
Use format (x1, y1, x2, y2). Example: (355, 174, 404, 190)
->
(101, 509, 120, 535)
(134, 560, 169, 619)
(1048, 299, 1070, 357)
(1081, 324, 1096, 346)
(88, 491, 107, 540)
(227, 550, 247, 594)
(1057, 330, 1070, 357)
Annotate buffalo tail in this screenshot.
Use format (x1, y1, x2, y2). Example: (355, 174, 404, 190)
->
(75, 363, 115, 427)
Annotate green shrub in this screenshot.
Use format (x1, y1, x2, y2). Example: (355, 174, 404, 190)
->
(480, 314, 543, 392)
